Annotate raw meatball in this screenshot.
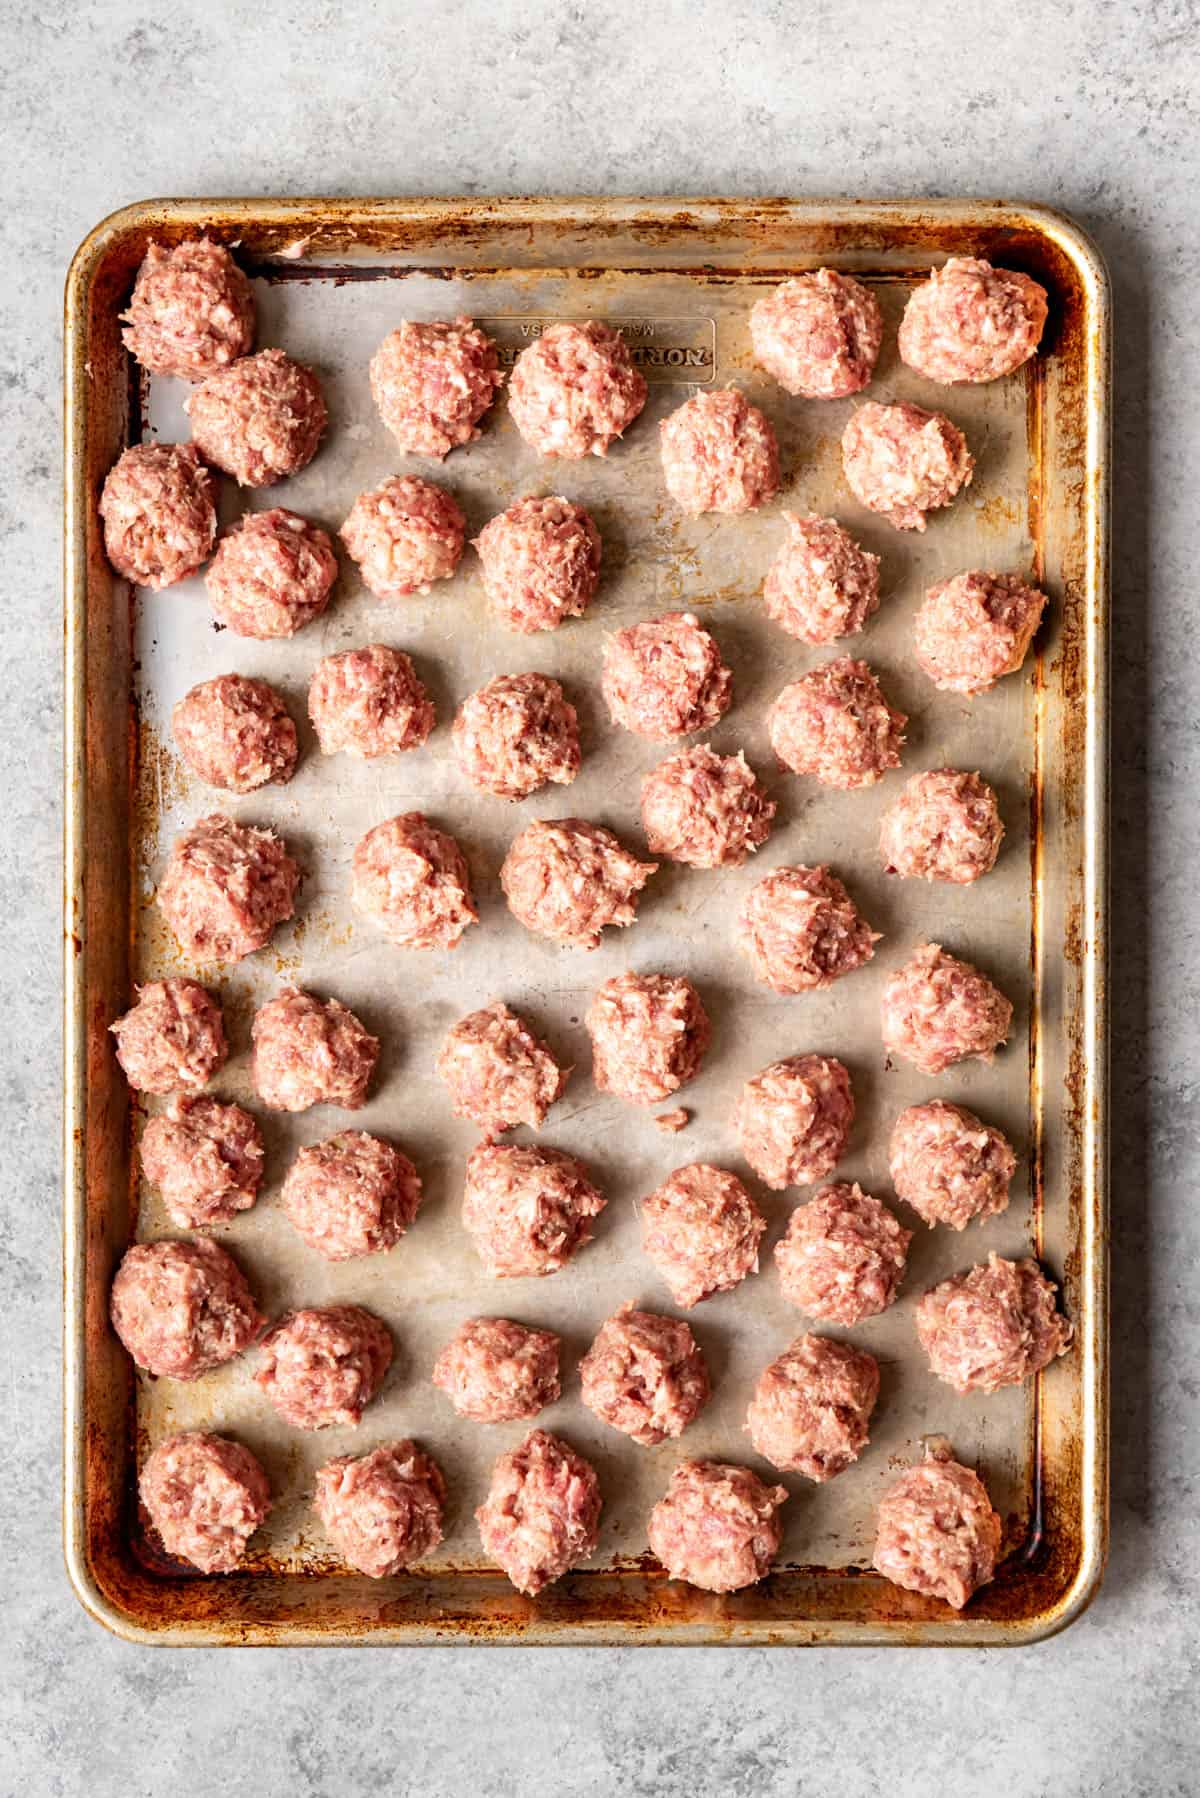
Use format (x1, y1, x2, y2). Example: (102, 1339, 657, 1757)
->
(889, 1100, 1017, 1230)
(369, 317, 502, 457)
(205, 507, 337, 638)
(255, 1305, 393, 1429)
(139, 1432, 270, 1574)
(251, 987, 379, 1112)
(873, 1451, 1003, 1609)
(110, 1238, 263, 1379)
(283, 1131, 422, 1261)
(641, 745, 775, 869)
(432, 1316, 562, 1423)
(913, 571, 1048, 695)
(751, 270, 883, 399)
(474, 496, 601, 633)
(172, 673, 298, 793)
(351, 812, 477, 951)
(774, 1183, 911, 1325)
(436, 1000, 569, 1136)
(462, 1141, 605, 1278)
(880, 943, 1013, 1075)
(763, 512, 881, 645)
(746, 1333, 880, 1480)
(769, 657, 906, 789)
(899, 257, 1049, 385)
(916, 1253, 1072, 1393)
(140, 1096, 264, 1229)
(315, 1442, 445, 1577)
(187, 348, 327, 486)
(641, 1163, 765, 1309)
(579, 1303, 710, 1446)
(660, 387, 780, 515)
(507, 321, 647, 459)
(648, 1459, 786, 1594)
(340, 475, 466, 599)
(111, 978, 227, 1095)
(842, 401, 974, 533)
(157, 812, 299, 963)
(500, 818, 656, 949)
(733, 1054, 854, 1190)
(880, 769, 1004, 884)
(308, 643, 434, 759)
(476, 1428, 602, 1595)
(586, 971, 711, 1106)
(99, 443, 216, 589)
(737, 864, 878, 994)
(122, 239, 255, 381)
(602, 611, 733, 741)
(453, 673, 580, 799)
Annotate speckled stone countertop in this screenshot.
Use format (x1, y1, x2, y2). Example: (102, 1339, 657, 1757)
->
(4, 3, 1196, 1793)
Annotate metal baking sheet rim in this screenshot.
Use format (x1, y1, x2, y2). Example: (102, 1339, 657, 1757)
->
(62, 195, 1110, 1647)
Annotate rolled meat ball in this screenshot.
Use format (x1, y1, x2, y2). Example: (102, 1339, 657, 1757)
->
(476, 1428, 602, 1596)
(602, 611, 732, 741)
(122, 238, 255, 381)
(462, 1141, 605, 1278)
(737, 864, 878, 995)
(251, 987, 379, 1112)
(474, 496, 601, 633)
(172, 673, 298, 793)
(746, 1333, 880, 1481)
(436, 1000, 569, 1136)
(315, 1442, 445, 1578)
(580, 1304, 710, 1446)
(880, 943, 1013, 1076)
(352, 813, 477, 951)
(110, 1238, 263, 1379)
(99, 443, 216, 589)
(340, 475, 466, 600)
(255, 1305, 393, 1429)
(770, 657, 906, 789)
(586, 971, 711, 1106)
(157, 813, 299, 963)
(139, 1432, 270, 1574)
(916, 1253, 1072, 1393)
(283, 1131, 422, 1261)
(507, 321, 647, 459)
(452, 672, 580, 799)
(641, 1164, 765, 1309)
(889, 1100, 1016, 1230)
(751, 269, 883, 400)
(500, 818, 656, 949)
(899, 257, 1049, 385)
(660, 387, 780, 515)
(880, 769, 1003, 884)
(640, 745, 775, 869)
(205, 507, 337, 639)
(111, 977, 227, 1095)
(733, 1054, 854, 1191)
(874, 1451, 1003, 1609)
(140, 1096, 263, 1229)
(775, 1183, 911, 1325)
(432, 1316, 562, 1424)
(187, 348, 327, 486)
(763, 512, 881, 646)
(914, 571, 1048, 696)
(369, 317, 502, 457)
(842, 401, 974, 533)
(648, 1460, 787, 1594)
(308, 643, 434, 759)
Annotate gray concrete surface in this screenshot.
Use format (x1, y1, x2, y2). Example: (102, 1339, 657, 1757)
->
(2, 1, 1196, 1793)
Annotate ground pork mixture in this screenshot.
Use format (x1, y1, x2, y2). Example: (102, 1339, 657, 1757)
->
(462, 1141, 605, 1278)
(507, 321, 646, 459)
(580, 1304, 710, 1446)
(916, 1253, 1072, 1393)
(737, 864, 878, 993)
(648, 1459, 787, 1593)
(369, 317, 502, 457)
(889, 1100, 1016, 1230)
(763, 511, 881, 645)
(110, 1237, 263, 1379)
(880, 943, 1013, 1075)
(187, 348, 327, 486)
(432, 1316, 562, 1423)
(641, 1163, 766, 1309)
(122, 238, 255, 381)
(172, 673, 298, 792)
(251, 987, 379, 1112)
(282, 1131, 422, 1261)
(602, 611, 733, 740)
(775, 1183, 911, 1325)
(879, 769, 1004, 883)
(641, 745, 775, 868)
(452, 672, 580, 798)
(436, 1000, 569, 1136)
(99, 443, 217, 589)
(873, 1449, 1003, 1609)
(899, 257, 1048, 385)
(500, 817, 657, 949)
(111, 978, 227, 1094)
(659, 387, 781, 514)
(205, 507, 338, 638)
(140, 1096, 263, 1229)
(315, 1441, 446, 1576)
(139, 1431, 270, 1573)
(308, 643, 434, 757)
(255, 1305, 393, 1429)
(913, 570, 1048, 695)
(842, 400, 974, 532)
(586, 971, 711, 1105)
(351, 813, 477, 950)
(473, 496, 602, 632)
(751, 270, 883, 399)
(157, 813, 300, 963)
(746, 1332, 880, 1480)
(475, 1428, 602, 1594)
(769, 656, 906, 788)
(733, 1053, 855, 1190)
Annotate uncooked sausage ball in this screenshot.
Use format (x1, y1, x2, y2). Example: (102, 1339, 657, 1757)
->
(751, 269, 883, 400)
(205, 507, 337, 638)
(462, 1142, 605, 1279)
(99, 443, 216, 589)
(733, 1054, 854, 1190)
(369, 317, 502, 457)
(476, 1428, 602, 1595)
(746, 1333, 880, 1480)
(880, 769, 1003, 884)
(586, 971, 711, 1106)
(737, 864, 878, 994)
(315, 1441, 445, 1577)
(660, 388, 780, 515)
(251, 987, 379, 1112)
(899, 257, 1049, 385)
(352, 813, 477, 951)
(432, 1316, 562, 1423)
(474, 496, 601, 633)
(139, 1432, 270, 1573)
(641, 1164, 765, 1309)
(340, 475, 466, 600)
(880, 943, 1013, 1075)
(775, 1183, 911, 1325)
(648, 1459, 787, 1594)
(641, 745, 775, 869)
(764, 512, 881, 646)
(436, 1000, 569, 1136)
(602, 611, 733, 741)
(187, 348, 327, 486)
(172, 673, 298, 793)
(283, 1131, 422, 1261)
(157, 812, 299, 963)
(889, 1100, 1016, 1230)
(916, 1253, 1072, 1393)
(122, 239, 255, 382)
(507, 321, 647, 459)
(110, 1238, 263, 1379)
(500, 818, 657, 949)
(842, 401, 974, 533)
(140, 1096, 264, 1229)
(873, 1452, 1002, 1609)
(255, 1305, 393, 1429)
(111, 977, 227, 1094)
(309, 643, 434, 759)
(580, 1303, 710, 1446)
(770, 657, 906, 789)
(913, 571, 1048, 695)
(452, 673, 580, 799)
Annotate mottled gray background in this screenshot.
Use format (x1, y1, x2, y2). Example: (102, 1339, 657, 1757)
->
(3, 2, 1196, 1793)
